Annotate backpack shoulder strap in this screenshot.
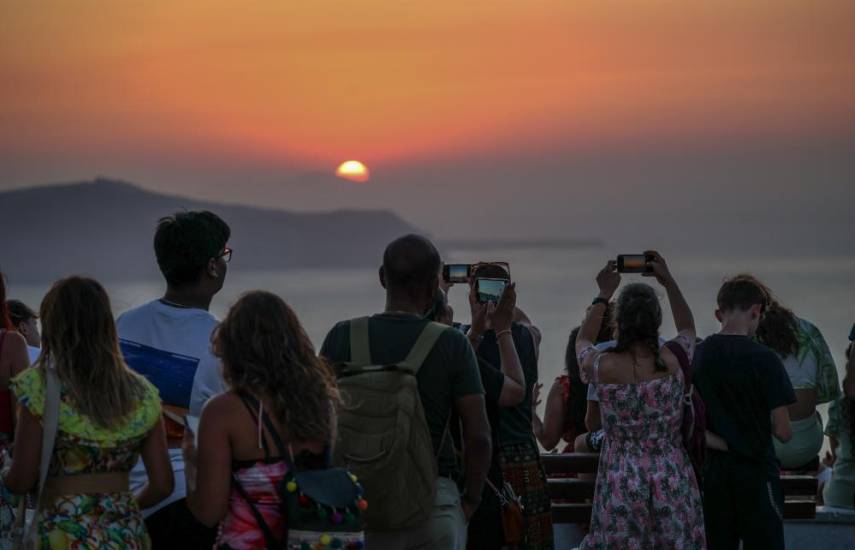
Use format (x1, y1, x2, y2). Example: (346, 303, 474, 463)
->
(349, 316, 372, 366)
(399, 322, 448, 374)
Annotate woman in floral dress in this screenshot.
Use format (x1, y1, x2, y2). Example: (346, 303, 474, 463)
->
(1, 277, 173, 549)
(576, 253, 706, 549)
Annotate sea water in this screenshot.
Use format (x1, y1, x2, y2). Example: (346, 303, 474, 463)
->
(9, 247, 855, 415)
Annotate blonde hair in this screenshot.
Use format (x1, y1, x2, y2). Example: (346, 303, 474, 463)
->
(38, 277, 147, 428)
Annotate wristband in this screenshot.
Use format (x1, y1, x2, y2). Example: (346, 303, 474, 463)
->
(591, 296, 609, 307)
(495, 329, 513, 340)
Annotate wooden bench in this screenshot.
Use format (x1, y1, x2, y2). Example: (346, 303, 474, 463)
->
(542, 453, 819, 524)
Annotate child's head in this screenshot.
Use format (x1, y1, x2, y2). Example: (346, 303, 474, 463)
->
(716, 275, 769, 336)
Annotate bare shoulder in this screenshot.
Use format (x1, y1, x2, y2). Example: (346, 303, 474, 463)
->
(200, 391, 244, 424)
(2, 331, 28, 355)
(658, 346, 681, 375)
(594, 352, 621, 382)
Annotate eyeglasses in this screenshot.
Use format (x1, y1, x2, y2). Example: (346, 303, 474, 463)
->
(219, 247, 232, 263)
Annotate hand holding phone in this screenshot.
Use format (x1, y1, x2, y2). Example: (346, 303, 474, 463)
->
(475, 277, 507, 304)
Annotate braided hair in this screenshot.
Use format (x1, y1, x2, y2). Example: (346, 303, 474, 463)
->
(611, 283, 666, 372)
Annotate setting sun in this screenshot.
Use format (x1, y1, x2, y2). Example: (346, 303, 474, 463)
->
(335, 160, 370, 183)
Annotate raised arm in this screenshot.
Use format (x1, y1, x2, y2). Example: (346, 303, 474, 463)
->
(489, 284, 525, 407)
(576, 261, 621, 384)
(644, 250, 696, 343)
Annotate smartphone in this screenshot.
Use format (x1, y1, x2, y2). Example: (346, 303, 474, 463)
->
(476, 277, 507, 304)
(443, 263, 471, 284)
(617, 254, 654, 274)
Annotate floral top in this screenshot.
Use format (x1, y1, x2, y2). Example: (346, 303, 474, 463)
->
(10, 367, 161, 549)
(779, 318, 840, 403)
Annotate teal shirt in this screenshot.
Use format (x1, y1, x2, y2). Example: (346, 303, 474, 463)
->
(321, 313, 484, 477)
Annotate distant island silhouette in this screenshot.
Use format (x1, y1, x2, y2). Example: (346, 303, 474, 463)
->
(1, 178, 420, 283)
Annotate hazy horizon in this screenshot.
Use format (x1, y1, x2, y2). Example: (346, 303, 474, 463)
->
(2, 1, 854, 256)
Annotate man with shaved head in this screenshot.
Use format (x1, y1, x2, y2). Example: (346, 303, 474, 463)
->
(322, 234, 491, 549)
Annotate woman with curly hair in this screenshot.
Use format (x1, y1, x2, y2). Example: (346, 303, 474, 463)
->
(182, 291, 346, 549)
(576, 252, 706, 549)
(735, 275, 841, 470)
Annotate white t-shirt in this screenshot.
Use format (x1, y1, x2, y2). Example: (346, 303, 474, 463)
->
(116, 299, 224, 516)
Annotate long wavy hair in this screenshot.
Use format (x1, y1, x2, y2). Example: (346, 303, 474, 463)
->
(732, 274, 798, 357)
(0, 272, 12, 330)
(610, 283, 665, 372)
(213, 291, 339, 443)
(565, 304, 613, 434)
(38, 277, 148, 428)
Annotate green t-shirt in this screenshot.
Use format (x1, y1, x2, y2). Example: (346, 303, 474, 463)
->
(320, 313, 484, 477)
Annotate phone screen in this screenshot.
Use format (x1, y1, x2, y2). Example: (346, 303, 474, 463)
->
(617, 254, 651, 274)
(444, 264, 470, 283)
(476, 278, 507, 303)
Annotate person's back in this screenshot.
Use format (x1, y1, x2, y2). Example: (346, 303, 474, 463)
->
(2, 277, 172, 549)
(116, 210, 231, 547)
(321, 235, 490, 550)
(181, 291, 362, 549)
(576, 254, 705, 549)
(0, 277, 29, 450)
(692, 276, 795, 550)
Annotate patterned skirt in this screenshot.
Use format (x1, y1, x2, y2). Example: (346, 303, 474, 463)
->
(499, 440, 554, 550)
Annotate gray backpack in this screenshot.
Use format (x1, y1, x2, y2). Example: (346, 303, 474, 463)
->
(332, 317, 450, 531)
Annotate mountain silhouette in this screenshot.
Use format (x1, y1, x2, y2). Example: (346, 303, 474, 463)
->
(1, 178, 420, 283)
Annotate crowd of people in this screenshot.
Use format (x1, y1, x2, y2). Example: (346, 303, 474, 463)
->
(0, 208, 852, 550)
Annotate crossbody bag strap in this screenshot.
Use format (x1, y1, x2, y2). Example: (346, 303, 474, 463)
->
(22, 364, 61, 545)
(348, 317, 372, 367)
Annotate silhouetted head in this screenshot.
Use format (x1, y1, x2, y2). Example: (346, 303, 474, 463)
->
(727, 274, 798, 357)
(379, 234, 441, 312)
(613, 283, 664, 370)
(0, 272, 11, 330)
(716, 275, 769, 336)
(154, 210, 231, 294)
(214, 290, 339, 442)
(39, 276, 148, 428)
(6, 299, 40, 347)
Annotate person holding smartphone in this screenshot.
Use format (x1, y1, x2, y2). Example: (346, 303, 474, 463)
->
(575, 252, 706, 549)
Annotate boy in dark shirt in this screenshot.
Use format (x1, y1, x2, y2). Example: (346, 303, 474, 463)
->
(693, 276, 796, 550)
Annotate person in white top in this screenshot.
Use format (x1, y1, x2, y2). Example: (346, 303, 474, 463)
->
(116, 210, 231, 548)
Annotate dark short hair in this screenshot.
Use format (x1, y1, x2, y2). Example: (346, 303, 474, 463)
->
(717, 276, 768, 313)
(154, 211, 230, 287)
(382, 235, 441, 290)
(471, 263, 508, 280)
(6, 299, 37, 326)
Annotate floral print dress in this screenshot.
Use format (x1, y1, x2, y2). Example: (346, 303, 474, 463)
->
(580, 355, 706, 549)
(10, 368, 161, 549)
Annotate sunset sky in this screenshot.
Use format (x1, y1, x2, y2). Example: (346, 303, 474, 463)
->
(1, 1, 853, 249)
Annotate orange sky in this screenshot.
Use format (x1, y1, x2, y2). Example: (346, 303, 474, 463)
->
(2, 0, 854, 171)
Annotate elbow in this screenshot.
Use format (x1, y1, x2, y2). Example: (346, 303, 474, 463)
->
(470, 432, 492, 462)
(498, 384, 525, 408)
(774, 426, 793, 444)
(3, 472, 36, 496)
